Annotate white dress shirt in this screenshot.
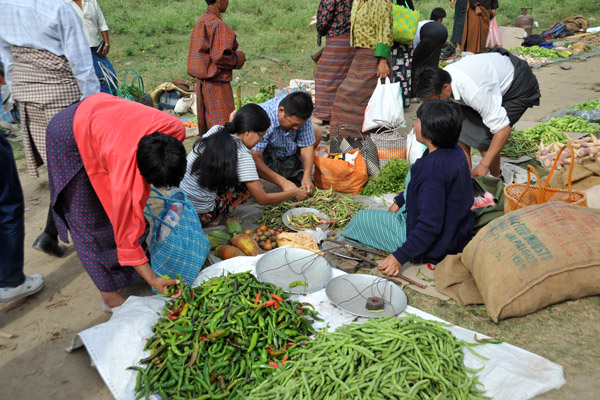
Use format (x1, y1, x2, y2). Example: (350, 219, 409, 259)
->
(68, 0, 110, 47)
(0, 0, 99, 99)
(444, 53, 515, 134)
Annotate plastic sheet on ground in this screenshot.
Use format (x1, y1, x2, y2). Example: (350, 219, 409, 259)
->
(69, 256, 565, 400)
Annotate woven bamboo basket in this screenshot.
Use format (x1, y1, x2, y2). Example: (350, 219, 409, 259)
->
(504, 144, 587, 213)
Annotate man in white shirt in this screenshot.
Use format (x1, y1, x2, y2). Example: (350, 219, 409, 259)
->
(413, 49, 541, 178)
(0, 0, 99, 257)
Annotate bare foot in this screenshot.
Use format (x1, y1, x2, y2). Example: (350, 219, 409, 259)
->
(101, 291, 126, 309)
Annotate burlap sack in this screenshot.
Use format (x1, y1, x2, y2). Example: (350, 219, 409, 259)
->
(435, 202, 600, 322)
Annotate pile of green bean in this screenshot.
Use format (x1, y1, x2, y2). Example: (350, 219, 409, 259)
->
(501, 129, 539, 159)
(248, 315, 489, 400)
(256, 187, 367, 231)
(128, 272, 321, 400)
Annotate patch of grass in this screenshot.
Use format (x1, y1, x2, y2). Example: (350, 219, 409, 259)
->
(102, 0, 600, 97)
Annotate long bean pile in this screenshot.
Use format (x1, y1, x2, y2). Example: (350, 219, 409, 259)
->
(248, 315, 488, 400)
(129, 272, 321, 400)
(256, 187, 367, 231)
(500, 129, 538, 159)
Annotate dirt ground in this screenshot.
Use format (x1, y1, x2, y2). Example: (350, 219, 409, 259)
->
(1, 56, 600, 400)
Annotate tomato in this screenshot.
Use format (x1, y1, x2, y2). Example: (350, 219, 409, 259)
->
(259, 225, 268, 232)
(263, 242, 273, 250)
(244, 229, 254, 235)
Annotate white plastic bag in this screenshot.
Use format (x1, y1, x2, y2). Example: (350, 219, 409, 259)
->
(406, 128, 426, 164)
(362, 77, 404, 132)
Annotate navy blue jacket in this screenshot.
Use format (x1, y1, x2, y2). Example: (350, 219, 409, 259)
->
(393, 145, 474, 264)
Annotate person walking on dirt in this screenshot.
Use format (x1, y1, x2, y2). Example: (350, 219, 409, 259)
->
(188, 0, 246, 136)
(0, 0, 99, 259)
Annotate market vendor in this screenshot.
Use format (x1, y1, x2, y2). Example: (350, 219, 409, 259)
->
(342, 100, 474, 277)
(46, 93, 187, 311)
(251, 92, 321, 193)
(413, 48, 541, 178)
(174, 103, 309, 226)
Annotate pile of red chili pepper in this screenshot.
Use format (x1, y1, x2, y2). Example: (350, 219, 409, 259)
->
(128, 271, 321, 400)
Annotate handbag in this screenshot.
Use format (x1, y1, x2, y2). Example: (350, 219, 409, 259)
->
(314, 147, 369, 194)
(330, 125, 380, 177)
(144, 188, 211, 289)
(371, 122, 407, 168)
(363, 77, 404, 132)
(504, 145, 587, 214)
(392, 1, 420, 44)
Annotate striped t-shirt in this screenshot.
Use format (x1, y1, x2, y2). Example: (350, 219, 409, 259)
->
(173, 125, 259, 213)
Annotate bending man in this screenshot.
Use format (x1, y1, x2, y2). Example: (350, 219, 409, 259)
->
(413, 48, 540, 178)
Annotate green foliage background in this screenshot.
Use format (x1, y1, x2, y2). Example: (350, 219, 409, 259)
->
(101, 0, 600, 95)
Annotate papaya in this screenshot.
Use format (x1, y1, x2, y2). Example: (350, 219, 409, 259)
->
(214, 245, 246, 260)
(230, 234, 265, 256)
(208, 230, 232, 241)
(226, 220, 243, 236)
(208, 236, 229, 250)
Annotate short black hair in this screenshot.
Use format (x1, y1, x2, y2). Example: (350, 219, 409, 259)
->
(137, 132, 187, 188)
(413, 67, 452, 99)
(416, 99, 463, 148)
(279, 91, 314, 120)
(205, 0, 217, 5)
(430, 7, 446, 21)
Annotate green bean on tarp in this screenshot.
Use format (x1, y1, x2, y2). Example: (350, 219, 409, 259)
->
(256, 187, 367, 231)
(128, 272, 321, 400)
(248, 315, 490, 400)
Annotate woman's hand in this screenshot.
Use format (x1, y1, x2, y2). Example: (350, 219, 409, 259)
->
(376, 58, 389, 78)
(151, 276, 182, 299)
(378, 254, 403, 277)
(388, 202, 400, 213)
(475, 6, 482, 16)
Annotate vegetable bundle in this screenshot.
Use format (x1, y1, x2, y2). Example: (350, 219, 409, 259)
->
(129, 272, 320, 400)
(500, 129, 538, 159)
(570, 98, 600, 111)
(521, 116, 599, 144)
(256, 187, 367, 231)
(248, 315, 488, 400)
(361, 158, 410, 196)
(509, 46, 560, 59)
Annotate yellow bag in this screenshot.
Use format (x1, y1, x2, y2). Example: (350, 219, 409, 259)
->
(392, 2, 420, 44)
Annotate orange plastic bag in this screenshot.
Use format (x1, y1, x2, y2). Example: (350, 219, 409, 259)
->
(314, 148, 368, 194)
(504, 144, 587, 213)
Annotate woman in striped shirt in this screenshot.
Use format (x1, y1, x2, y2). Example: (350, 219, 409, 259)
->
(174, 104, 308, 226)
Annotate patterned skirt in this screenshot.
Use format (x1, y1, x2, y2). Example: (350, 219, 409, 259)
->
(461, 3, 490, 54)
(391, 43, 414, 109)
(195, 80, 235, 136)
(10, 46, 81, 178)
(313, 34, 356, 122)
(329, 48, 382, 133)
(47, 103, 145, 292)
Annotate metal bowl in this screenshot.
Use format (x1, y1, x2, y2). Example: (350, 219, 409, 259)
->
(282, 207, 331, 232)
(255, 247, 333, 294)
(325, 274, 407, 318)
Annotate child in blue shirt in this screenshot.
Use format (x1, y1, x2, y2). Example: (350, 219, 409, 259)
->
(343, 99, 474, 276)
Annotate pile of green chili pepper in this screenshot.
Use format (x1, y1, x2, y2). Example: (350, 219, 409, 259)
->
(128, 272, 321, 400)
(248, 315, 490, 400)
(256, 187, 367, 231)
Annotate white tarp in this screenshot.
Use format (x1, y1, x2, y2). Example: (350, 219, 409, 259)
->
(70, 255, 565, 400)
